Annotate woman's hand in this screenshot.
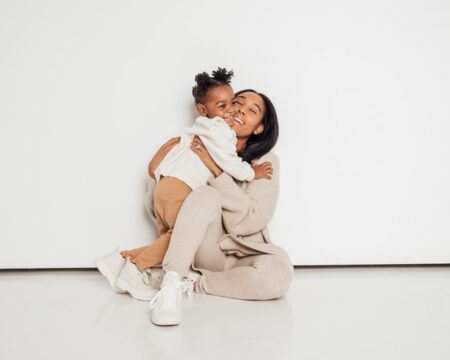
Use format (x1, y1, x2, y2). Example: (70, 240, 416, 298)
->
(190, 135, 223, 177)
(148, 136, 181, 179)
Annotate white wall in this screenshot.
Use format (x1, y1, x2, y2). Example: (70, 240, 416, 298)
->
(1, 0, 449, 268)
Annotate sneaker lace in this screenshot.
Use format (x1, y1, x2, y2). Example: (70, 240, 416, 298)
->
(148, 275, 194, 309)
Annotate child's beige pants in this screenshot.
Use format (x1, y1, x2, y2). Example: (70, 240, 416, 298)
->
(120, 176, 192, 272)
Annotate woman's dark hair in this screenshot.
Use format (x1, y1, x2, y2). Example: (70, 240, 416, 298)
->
(192, 67, 234, 104)
(234, 89, 279, 163)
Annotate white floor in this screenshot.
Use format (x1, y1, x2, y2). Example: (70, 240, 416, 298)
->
(0, 267, 449, 360)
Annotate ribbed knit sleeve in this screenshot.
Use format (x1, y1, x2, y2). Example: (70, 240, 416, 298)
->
(207, 152, 279, 236)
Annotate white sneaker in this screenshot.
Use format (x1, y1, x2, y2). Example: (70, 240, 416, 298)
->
(96, 247, 127, 293)
(149, 271, 185, 326)
(115, 258, 158, 301)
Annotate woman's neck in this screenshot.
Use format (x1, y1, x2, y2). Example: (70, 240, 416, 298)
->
(236, 137, 247, 152)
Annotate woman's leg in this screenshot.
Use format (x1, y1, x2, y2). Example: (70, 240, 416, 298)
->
(161, 184, 293, 300)
(150, 185, 229, 325)
(194, 253, 294, 300)
(162, 185, 229, 277)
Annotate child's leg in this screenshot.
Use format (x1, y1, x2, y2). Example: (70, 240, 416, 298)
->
(120, 210, 168, 261)
(129, 232, 171, 272)
(119, 212, 168, 265)
(130, 176, 192, 272)
(120, 246, 147, 260)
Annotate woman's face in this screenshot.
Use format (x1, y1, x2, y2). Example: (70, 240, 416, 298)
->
(225, 91, 265, 138)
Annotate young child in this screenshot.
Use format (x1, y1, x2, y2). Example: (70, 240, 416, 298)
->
(97, 68, 269, 300)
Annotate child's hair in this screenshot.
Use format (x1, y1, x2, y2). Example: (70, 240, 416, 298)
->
(192, 67, 234, 104)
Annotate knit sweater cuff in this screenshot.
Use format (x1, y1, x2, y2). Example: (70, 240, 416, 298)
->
(207, 171, 235, 189)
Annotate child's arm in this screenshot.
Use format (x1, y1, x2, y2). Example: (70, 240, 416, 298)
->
(185, 117, 248, 179)
(202, 138, 255, 181)
(192, 118, 255, 181)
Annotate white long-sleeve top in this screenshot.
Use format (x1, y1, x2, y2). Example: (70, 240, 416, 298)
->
(154, 116, 255, 190)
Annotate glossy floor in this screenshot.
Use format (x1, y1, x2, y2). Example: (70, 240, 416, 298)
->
(0, 267, 449, 360)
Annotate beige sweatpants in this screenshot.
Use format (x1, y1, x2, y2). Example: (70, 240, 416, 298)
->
(161, 184, 294, 300)
(121, 176, 192, 272)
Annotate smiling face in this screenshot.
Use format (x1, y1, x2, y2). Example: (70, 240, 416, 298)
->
(195, 84, 235, 121)
(225, 91, 265, 138)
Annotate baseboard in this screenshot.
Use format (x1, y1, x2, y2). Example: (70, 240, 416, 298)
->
(0, 263, 449, 272)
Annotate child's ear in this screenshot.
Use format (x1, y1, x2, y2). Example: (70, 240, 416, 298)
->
(195, 103, 207, 116)
(253, 123, 264, 135)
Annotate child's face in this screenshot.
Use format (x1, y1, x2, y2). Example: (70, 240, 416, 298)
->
(195, 85, 236, 122)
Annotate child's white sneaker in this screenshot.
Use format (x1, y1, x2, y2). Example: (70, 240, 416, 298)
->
(95, 247, 127, 293)
(115, 258, 158, 301)
(149, 271, 185, 326)
(146, 267, 164, 290)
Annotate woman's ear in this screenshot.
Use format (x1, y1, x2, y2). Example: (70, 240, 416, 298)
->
(253, 123, 264, 135)
(195, 103, 207, 116)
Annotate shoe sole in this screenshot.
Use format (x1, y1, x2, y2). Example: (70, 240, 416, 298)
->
(96, 258, 127, 294)
(115, 277, 156, 301)
(151, 315, 181, 326)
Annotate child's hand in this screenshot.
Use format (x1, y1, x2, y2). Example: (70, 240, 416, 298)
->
(251, 160, 273, 180)
(191, 135, 223, 177)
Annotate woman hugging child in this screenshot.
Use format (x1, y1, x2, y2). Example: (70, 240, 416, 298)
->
(96, 67, 272, 300)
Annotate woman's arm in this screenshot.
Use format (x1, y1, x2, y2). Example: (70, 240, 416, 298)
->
(207, 152, 280, 236)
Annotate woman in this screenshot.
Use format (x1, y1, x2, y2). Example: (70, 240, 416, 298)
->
(145, 89, 294, 325)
